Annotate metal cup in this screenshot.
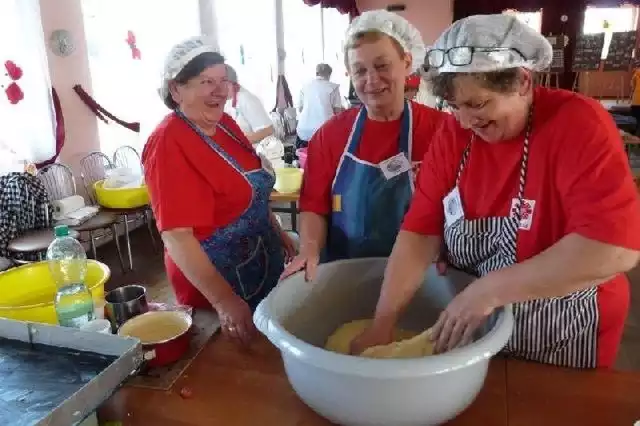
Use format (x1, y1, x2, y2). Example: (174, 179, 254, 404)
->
(105, 285, 149, 332)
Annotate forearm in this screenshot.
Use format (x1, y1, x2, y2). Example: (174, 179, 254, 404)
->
(247, 126, 274, 144)
(299, 212, 327, 254)
(162, 228, 235, 306)
(488, 233, 640, 305)
(373, 231, 441, 327)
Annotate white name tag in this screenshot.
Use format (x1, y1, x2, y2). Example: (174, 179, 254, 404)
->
(510, 198, 536, 230)
(443, 186, 464, 226)
(379, 153, 411, 180)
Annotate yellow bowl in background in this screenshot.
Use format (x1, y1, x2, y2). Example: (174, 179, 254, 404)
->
(94, 179, 149, 209)
(274, 167, 303, 194)
(0, 260, 110, 325)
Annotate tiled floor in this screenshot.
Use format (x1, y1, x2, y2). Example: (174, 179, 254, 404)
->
(98, 221, 640, 371)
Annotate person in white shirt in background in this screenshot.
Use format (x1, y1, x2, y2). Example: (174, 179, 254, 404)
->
(224, 64, 275, 145)
(295, 63, 345, 149)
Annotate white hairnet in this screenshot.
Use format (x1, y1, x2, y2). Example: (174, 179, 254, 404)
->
(428, 14, 552, 73)
(158, 36, 218, 102)
(345, 10, 425, 73)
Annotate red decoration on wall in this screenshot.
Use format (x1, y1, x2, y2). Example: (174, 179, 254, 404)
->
(73, 84, 140, 133)
(4, 60, 23, 80)
(126, 30, 141, 60)
(302, 0, 359, 17)
(36, 87, 66, 169)
(5, 82, 24, 104)
(2, 59, 24, 105)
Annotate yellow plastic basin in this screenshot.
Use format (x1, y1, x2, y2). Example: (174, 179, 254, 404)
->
(274, 167, 303, 194)
(0, 260, 110, 325)
(94, 179, 149, 209)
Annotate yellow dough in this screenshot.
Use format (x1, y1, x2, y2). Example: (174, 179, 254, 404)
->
(324, 319, 434, 359)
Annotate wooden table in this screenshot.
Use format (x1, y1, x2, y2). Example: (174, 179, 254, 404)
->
(99, 335, 640, 426)
(270, 191, 299, 232)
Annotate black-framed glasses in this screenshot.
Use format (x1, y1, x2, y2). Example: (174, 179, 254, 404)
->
(424, 46, 527, 70)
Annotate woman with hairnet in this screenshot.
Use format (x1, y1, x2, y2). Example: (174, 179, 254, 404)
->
(224, 64, 275, 144)
(282, 10, 447, 280)
(142, 37, 296, 345)
(352, 14, 640, 368)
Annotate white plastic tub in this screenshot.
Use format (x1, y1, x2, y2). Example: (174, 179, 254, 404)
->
(254, 258, 513, 426)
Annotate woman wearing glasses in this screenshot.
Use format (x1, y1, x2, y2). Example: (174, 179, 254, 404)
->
(142, 37, 296, 345)
(352, 14, 640, 368)
(283, 10, 447, 280)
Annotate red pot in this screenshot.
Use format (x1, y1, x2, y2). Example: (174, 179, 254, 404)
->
(118, 310, 192, 368)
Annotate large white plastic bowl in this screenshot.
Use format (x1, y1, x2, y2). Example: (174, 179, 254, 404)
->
(254, 258, 513, 426)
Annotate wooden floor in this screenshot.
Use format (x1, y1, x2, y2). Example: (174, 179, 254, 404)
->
(98, 221, 640, 372)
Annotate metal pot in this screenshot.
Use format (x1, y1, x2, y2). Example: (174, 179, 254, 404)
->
(118, 310, 192, 368)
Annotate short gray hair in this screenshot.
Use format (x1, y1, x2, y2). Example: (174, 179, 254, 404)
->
(226, 64, 238, 83)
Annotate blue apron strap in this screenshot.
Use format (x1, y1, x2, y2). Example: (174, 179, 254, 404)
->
(399, 100, 411, 156)
(345, 108, 367, 155)
(347, 101, 412, 157)
(175, 110, 253, 173)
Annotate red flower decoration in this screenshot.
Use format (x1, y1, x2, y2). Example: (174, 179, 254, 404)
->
(4, 60, 23, 80)
(126, 31, 141, 60)
(5, 82, 24, 104)
(511, 201, 533, 220)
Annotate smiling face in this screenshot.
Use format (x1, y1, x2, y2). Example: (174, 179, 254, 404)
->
(169, 62, 229, 127)
(346, 32, 411, 115)
(435, 69, 533, 142)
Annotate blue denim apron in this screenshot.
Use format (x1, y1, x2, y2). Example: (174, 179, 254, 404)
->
(177, 111, 284, 311)
(326, 101, 414, 261)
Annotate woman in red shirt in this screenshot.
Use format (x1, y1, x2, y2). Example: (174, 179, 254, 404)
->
(283, 10, 447, 280)
(352, 15, 640, 368)
(143, 37, 296, 344)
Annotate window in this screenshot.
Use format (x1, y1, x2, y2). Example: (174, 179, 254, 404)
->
(583, 6, 638, 59)
(321, 7, 350, 102)
(503, 9, 543, 33)
(282, 0, 324, 104)
(215, 0, 278, 110)
(0, 0, 55, 174)
(82, 0, 201, 156)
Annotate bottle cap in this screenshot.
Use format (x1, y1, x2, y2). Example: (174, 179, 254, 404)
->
(54, 225, 70, 237)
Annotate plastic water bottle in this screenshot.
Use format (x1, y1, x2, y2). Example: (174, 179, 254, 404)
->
(47, 225, 94, 328)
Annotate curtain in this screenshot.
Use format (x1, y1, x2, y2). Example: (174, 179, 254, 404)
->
(215, 0, 278, 110)
(283, 0, 324, 102)
(303, 0, 359, 17)
(82, 0, 201, 156)
(0, 0, 56, 175)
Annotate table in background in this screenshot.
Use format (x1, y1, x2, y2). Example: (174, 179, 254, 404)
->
(270, 191, 299, 232)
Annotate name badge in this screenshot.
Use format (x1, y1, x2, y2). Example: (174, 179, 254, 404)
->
(510, 198, 536, 231)
(379, 153, 411, 180)
(443, 187, 464, 226)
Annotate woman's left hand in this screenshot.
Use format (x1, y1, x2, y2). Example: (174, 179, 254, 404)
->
(280, 231, 297, 263)
(430, 278, 500, 354)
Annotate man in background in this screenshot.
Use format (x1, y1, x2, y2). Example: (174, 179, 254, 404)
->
(296, 63, 344, 149)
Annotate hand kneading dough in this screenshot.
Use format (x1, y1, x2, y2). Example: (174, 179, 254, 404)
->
(324, 319, 434, 359)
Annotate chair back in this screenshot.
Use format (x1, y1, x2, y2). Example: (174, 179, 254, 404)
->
(80, 152, 114, 204)
(113, 145, 142, 176)
(37, 163, 76, 201)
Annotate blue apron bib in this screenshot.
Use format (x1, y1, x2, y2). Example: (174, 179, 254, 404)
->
(177, 111, 284, 311)
(326, 101, 414, 261)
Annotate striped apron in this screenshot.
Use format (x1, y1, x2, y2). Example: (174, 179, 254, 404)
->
(442, 117, 599, 369)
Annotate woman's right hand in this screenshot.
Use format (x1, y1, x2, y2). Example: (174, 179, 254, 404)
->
(281, 243, 320, 282)
(349, 321, 395, 355)
(214, 294, 256, 345)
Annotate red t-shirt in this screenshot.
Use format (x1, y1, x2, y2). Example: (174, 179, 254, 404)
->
(142, 112, 261, 307)
(402, 87, 640, 367)
(300, 101, 448, 215)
